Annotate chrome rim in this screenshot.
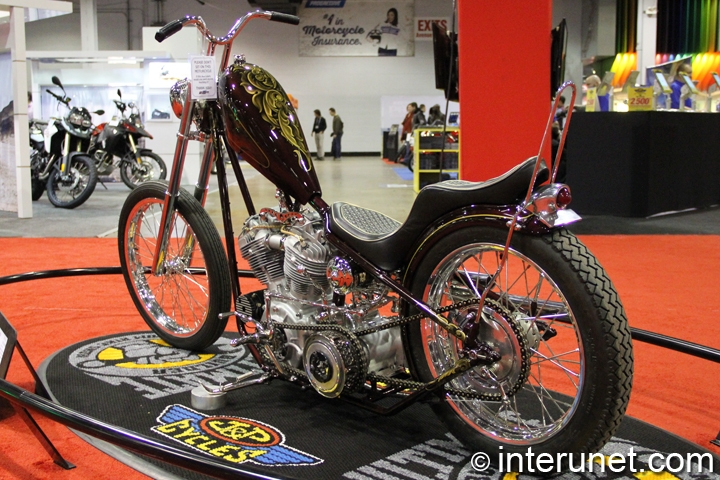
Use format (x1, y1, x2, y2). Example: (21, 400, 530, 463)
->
(126, 156, 163, 186)
(125, 198, 210, 338)
(421, 243, 584, 445)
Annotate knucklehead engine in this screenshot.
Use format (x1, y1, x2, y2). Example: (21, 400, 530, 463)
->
(237, 201, 405, 398)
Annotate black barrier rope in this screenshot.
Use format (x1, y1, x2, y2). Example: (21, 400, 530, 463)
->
(0, 380, 279, 480)
(2, 266, 719, 364)
(0, 267, 256, 286)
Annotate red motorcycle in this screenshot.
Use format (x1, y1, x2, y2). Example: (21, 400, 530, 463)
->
(88, 89, 166, 189)
(117, 12, 632, 470)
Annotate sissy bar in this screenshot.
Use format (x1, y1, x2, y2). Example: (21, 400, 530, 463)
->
(477, 81, 578, 309)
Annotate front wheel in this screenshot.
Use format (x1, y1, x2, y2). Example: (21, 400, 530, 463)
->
(46, 155, 98, 209)
(120, 151, 167, 189)
(406, 227, 633, 467)
(118, 181, 231, 350)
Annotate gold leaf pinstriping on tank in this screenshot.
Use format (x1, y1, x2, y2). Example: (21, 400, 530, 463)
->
(239, 65, 312, 172)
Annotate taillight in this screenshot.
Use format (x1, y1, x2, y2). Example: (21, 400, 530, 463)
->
(557, 186, 572, 209)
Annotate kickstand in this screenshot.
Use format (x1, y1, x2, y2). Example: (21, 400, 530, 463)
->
(712, 431, 720, 447)
(97, 177, 108, 190)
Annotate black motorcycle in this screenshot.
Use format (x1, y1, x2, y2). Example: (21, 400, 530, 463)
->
(88, 89, 167, 189)
(31, 76, 101, 209)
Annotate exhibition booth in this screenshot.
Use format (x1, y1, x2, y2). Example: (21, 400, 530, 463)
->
(0, 1, 719, 479)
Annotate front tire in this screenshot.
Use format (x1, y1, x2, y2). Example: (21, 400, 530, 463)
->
(120, 151, 167, 189)
(118, 181, 231, 350)
(406, 227, 632, 467)
(46, 155, 97, 209)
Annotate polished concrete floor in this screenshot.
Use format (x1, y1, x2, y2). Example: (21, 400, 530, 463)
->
(2, 156, 719, 238)
(0, 157, 416, 238)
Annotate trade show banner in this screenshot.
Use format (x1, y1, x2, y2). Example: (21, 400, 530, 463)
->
(299, 0, 415, 57)
(415, 17, 450, 41)
(0, 52, 17, 213)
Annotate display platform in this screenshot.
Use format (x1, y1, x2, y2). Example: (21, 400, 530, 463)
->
(40, 332, 719, 480)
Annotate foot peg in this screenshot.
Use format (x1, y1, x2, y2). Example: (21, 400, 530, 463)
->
(230, 330, 270, 346)
(220, 310, 272, 346)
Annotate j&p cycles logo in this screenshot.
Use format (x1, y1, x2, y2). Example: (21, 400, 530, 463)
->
(153, 405, 323, 467)
(69, 333, 259, 399)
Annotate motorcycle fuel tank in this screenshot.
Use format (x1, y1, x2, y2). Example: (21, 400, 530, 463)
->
(219, 62, 321, 205)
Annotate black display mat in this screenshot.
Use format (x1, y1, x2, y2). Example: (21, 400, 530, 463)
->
(40, 332, 719, 480)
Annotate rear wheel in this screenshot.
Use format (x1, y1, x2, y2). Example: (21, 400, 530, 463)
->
(118, 181, 231, 350)
(46, 155, 97, 209)
(30, 149, 45, 201)
(406, 227, 633, 467)
(31, 178, 45, 201)
(120, 151, 167, 189)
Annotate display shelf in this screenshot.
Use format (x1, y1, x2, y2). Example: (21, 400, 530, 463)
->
(413, 127, 460, 192)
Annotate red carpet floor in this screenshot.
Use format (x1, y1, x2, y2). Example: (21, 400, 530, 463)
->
(0, 236, 718, 479)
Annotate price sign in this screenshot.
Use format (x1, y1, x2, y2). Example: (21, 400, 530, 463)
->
(190, 56, 218, 100)
(628, 87, 653, 111)
(586, 87, 597, 112)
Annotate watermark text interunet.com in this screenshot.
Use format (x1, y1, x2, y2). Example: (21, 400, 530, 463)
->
(470, 447, 715, 474)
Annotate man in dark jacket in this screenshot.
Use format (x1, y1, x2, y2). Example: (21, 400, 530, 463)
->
(329, 107, 343, 160)
(312, 109, 327, 160)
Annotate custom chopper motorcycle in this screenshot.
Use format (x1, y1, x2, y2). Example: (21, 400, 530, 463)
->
(30, 77, 100, 208)
(117, 12, 633, 468)
(88, 89, 167, 189)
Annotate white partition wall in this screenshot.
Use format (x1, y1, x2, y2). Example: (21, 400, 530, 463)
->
(0, 0, 72, 218)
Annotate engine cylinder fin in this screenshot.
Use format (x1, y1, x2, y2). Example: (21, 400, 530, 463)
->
(239, 235, 285, 285)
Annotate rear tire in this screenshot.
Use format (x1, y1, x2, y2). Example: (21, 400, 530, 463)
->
(118, 181, 231, 350)
(46, 155, 97, 209)
(31, 178, 45, 201)
(406, 227, 633, 468)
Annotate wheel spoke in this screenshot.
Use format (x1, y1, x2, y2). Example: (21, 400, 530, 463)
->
(121, 190, 227, 349)
(421, 241, 586, 445)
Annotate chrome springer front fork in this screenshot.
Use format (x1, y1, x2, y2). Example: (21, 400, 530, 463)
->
(151, 82, 219, 275)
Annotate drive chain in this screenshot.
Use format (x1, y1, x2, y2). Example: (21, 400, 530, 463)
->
(262, 297, 509, 402)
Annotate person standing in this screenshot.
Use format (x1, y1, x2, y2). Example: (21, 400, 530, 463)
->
(427, 104, 444, 126)
(401, 102, 417, 141)
(412, 104, 427, 131)
(311, 109, 326, 161)
(329, 107, 343, 160)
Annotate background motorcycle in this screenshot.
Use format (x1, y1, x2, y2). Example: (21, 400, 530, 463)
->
(117, 12, 633, 469)
(29, 119, 48, 201)
(88, 89, 167, 189)
(32, 76, 101, 209)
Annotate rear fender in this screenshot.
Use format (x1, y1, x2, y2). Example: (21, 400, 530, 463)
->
(401, 204, 552, 287)
(398, 204, 552, 379)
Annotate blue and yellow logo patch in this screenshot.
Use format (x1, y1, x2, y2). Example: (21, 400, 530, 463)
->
(152, 405, 322, 467)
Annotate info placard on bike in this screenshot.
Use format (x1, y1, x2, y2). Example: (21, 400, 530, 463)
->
(190, 56, 218, 100)
(628, 87, 653, 111)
